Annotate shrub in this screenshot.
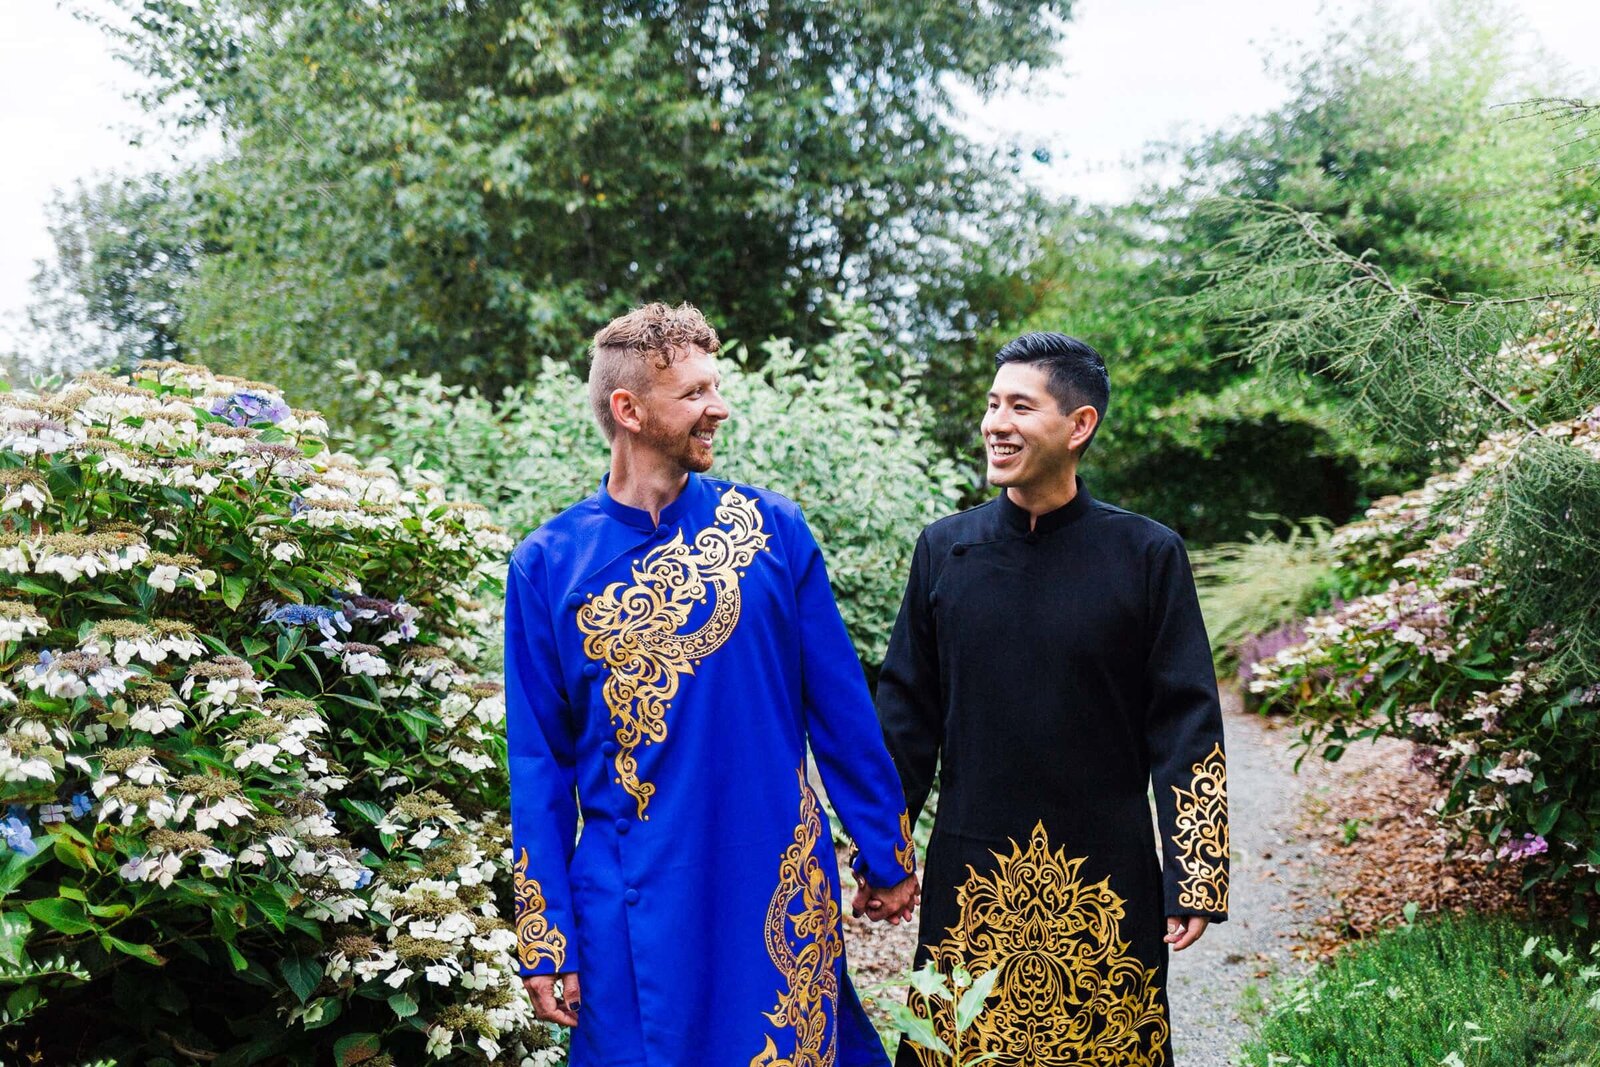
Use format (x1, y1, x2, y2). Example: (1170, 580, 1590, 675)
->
(0, 363, 562, 1064)
(1248, 405, 1600, 920)
(1239, 915, 1600, 1067)
(341, 304, 965, 669)
(1190, 516, 1335, 674)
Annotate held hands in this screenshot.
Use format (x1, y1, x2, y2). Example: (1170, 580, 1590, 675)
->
(1164, 915, 1209, 951)
(523, 972, 581, 1027)
(851, 872, 920, 925)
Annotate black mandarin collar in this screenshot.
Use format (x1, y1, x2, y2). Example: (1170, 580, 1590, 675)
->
(598, 471, 701, 533)
(997, 476, 1093, 537)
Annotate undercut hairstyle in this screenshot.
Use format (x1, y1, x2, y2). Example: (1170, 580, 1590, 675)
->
(588, 302, 722, 442)
(994, 331, 1110, 455)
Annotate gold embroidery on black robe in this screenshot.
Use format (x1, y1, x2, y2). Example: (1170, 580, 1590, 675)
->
(895, 810, 916, 876)
(512, 847, 567, 971)
(576, 487, 769, 818)
(913, 822, 1169, 1066)
(750, 772, 842, 1067)
(1170, 742, 1229, 914)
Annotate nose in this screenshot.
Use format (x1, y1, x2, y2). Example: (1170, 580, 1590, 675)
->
(706, 389, 730, 422)
(982, 407, 1009, 437)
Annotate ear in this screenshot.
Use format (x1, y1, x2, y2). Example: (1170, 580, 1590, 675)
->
(1069, 404, 1099, 453)
(610, 388, 645, 436)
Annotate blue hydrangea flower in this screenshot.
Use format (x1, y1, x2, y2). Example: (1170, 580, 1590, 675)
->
(354, 867, 374, 890)
(70, 793, 93, 820)
(1, 816, 37, 857)
(211, 390, 290, 429)
(266, 603, 349, 641)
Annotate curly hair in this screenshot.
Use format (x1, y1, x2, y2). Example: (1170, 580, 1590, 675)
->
(587, 303, 722, 442)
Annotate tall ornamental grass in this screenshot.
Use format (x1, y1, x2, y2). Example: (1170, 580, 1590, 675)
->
(0, 363, 562, 1065)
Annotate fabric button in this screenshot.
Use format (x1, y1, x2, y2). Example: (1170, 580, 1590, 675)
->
(565, 593, 583, 610)
(602, 741, 618, 757)
(624, 888, 640, 905)
(614, 819, 630, 836)
(582, 663, 599, 679)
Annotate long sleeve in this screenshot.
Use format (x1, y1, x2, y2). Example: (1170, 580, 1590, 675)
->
(1144, 533, 1230, 922)
(875, 531, 943, 826)
(786, 510, 916, 890)
(504, 554, 581, 975)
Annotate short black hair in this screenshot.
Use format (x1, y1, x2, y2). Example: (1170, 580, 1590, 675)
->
(994, 332, 1109, 453)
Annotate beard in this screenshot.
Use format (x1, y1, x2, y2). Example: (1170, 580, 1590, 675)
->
(639, 417, 715, 473)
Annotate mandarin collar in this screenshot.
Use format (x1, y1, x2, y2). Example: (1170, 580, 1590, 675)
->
(998, 476, 1093, 536)
(598, 471, 700, 533)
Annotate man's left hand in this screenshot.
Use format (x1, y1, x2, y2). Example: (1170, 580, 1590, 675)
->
(1164, 915, 1209, 951)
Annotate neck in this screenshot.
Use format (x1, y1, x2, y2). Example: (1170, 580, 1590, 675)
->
(608, 440, 690, 524)
(1005, 472, 1078, 531)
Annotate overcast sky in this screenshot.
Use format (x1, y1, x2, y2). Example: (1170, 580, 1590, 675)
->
(3, 0, 1598, 342)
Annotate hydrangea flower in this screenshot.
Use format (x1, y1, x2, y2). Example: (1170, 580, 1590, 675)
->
(210, 390, 290, 428)
(1, 816, 37, 856)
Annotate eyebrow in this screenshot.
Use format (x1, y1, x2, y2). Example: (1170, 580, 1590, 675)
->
(987, 389, 1045, 403)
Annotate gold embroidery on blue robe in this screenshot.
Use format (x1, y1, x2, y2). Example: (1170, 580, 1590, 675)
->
(750, 772, 842, 1067)
(913, 822, 1169, 1066)
(577, 487, 769, 817)
(1171, 743, 1229, 913)
(513, 847, 567, 971)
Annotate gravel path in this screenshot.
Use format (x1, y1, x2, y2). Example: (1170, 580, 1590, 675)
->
(1166, 690, 1319, 1065)
(833, 688, 1318, 1065)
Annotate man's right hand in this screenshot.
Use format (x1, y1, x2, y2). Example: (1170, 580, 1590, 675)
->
(523, 972, 581, 1027)
(852, 873, 919, 925)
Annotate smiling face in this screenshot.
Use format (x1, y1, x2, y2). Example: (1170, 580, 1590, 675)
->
(981, 362, 1093, 494)
(631, 347, 729, 473)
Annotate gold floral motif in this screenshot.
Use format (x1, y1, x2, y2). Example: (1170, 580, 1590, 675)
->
(750, 772, 842, 1067)
(895, 810, 916, 876)
(577, 487, 769, 818)
(913, 822, 1169, 1067)
(513, 847, 567, 972)
(1170, 743, 1229, 914)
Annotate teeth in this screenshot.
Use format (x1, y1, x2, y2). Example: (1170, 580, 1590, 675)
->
(991, 444, 1020, 456)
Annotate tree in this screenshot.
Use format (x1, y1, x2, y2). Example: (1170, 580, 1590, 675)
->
(980, 0, 1599, 541)
(74, 0, 1072, 404)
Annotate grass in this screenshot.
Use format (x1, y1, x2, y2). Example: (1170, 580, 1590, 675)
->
(1239, 914, 1600, 1066)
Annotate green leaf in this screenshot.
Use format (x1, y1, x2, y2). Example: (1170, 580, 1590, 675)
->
(105, 935, 165, 966)
(250, 886, 288, 931)
(226, 942, 248, 971)
(333, 1033, 381, 1066)
(23, 897, 95, 935)
(279, 953, 323, 1003)
(52, 832, 98, 873)
(222, 575, 249, 611)
(0, 913, 32, 968)
(10, 578, 56, 597)
(341, 799, 389, 826)
(955, 967, 999, 1032)
(0, 846, 52, 895)
(388, 991, 419, 1019)
(884, 1001, 951, 1055)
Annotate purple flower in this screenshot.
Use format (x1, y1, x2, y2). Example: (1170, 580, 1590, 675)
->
(1, 816, 37, 857)
(211, 391, 290, 428)
(1496, 833, 1549, 862)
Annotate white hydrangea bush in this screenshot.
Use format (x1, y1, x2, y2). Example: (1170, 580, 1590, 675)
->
(0, 363, 562, 1065)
